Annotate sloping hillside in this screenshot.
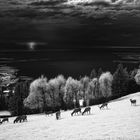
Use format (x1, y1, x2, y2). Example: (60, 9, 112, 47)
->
(0, 92, 140, 140)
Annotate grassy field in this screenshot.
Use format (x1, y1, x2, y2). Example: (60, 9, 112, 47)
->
(0, 92, 140, 140)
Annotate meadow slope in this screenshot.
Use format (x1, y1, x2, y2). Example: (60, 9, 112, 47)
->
(0, 92, 140, 140)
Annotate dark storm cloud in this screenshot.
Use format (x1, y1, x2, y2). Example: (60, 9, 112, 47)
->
(66, 4, 140, 19)
(113, 52, 140, 65)
(0, 0, 140, 19)
(0, 58, 14, 61)
(0, 65, 18, 74)
(0, 58, 49, 64)
(116, 53, 140, 61)
(62, 0, 140, 21)
(113, 60, 139, 63)
(0, 0, 140, 48)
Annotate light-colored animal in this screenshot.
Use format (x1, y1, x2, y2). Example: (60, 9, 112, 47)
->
(130, 99, 136, 106)
(82, 107, 91, 115)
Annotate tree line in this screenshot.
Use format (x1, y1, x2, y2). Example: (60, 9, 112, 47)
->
(2, 64, 140, 116)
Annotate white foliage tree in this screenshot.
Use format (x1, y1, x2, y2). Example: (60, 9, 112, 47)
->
(86, 78, 98, 100)
(80, 76, 90, 100)
(99, 72, 113, 98)
(45, 75, 65, 109)
(46, 78, 60, 108)
(56, 75, 66, 108)
(24, 75, 47, 112)
(25, 75, 66, 112)
(134, 72, 140, 85)
(80, 76, 90, 105)
(64, 77, 81, 108)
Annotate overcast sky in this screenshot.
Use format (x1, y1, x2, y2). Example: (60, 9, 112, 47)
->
(0, 0, 140, 51)
(0, 0, 140, 77)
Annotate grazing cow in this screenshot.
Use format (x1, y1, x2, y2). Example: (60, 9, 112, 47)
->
(45, 111, 53, 116)
(14, 115, 27, 123)
(1, 117, 9, 123)
(130, 99, 136, 106)
(82, 107, 91, 115)
(71, 108, 81, 116)
(99, 102, 108, 109)
(56, 111, 61, 120)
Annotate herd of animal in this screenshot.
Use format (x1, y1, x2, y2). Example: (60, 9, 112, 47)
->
(55, 98, 137, 120)
(70, 102, 109, 116)
(0, 115, 27, 125)
(71, 106, 91, 116)
(0, 98, 137, 124)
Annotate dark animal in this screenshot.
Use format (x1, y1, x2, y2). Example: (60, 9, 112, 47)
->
(45, 111, 53, 116)
(82, 107, 91, 115)
(14, 115, 27, 123)
(130, 99, 136, 106)
(71, 108, 81, 116)
(1, 117, 9, 123)
(14, 116, 20, 123)
(20, 115, 27, 122)
(56, 111, 61, 120)
(99, 102, 108, 109)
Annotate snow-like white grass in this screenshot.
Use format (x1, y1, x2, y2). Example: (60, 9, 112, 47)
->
(1, 92, 140, 140)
